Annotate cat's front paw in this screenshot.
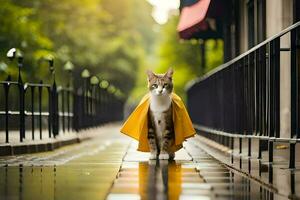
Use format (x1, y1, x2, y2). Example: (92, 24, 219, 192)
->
(159, 153, 169, 160)
(169, 152, 175, 160)
(149, 153, 157, 160)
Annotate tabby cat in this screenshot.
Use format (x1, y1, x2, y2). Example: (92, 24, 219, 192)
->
(147, 68, 175, 160)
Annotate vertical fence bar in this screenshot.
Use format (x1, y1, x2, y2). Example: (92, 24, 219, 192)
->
(290, 142, 296, 169)
(255, 49, 260, 136)
(38, 82, 43, 140)
(266, 43, 270, 139)
(19, 77, 25, 142)
(47, 87, 52, 138)
(290, 28, 298, 169)
(67, 89, 70, 132)
(291, 28, 299, 139)
(4, 84, 9, 143)
(268, 40, 274, 163)
(31, 86, 35, 140)
(260, 45, 267, 157)
(51, 81, 59, 137)
(96, 88, 99, 124)
(61, 89, 65, 133)
(291, 29, 297, 139)
(232, 64, 237, 134)
(4, 77, 10, 143)
(85, 80, 88, 127)
(262, 45, 267, 137)
(274, 39, 280, 139)
(73, 91, 79, 132)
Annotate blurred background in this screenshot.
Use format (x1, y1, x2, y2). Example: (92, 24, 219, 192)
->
(0, 0, 223, 106)
(0, 1, 300, 199)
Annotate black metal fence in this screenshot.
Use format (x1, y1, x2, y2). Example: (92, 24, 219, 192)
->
(0, 48, 124, 143)
(187, 22, 300, 168)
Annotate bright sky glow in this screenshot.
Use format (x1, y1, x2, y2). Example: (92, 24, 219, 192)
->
(147, 0, 180, 24)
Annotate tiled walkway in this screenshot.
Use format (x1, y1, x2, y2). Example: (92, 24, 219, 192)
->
(0, 124, 281, 200)
(107, 140, 278, 200)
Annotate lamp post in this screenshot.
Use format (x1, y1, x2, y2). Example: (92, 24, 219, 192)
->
(90, 76, 100, 125)
(7, 48, 23, 82)
(45, 55, 55, 83)
(108, 85, 117, 121)
(1, 61, 10, 143)
(63, 61, 74, 89)
(6, 48, 25, 142)
(36, 55, 55, 139)
(99, 79, 109, 122)
(64, 61, 74, 132)
(43, 55, 59, 138)
(81, 69, 90, 127)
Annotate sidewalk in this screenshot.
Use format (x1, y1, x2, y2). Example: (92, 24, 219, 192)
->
(0, 124, 284, 200)
(0, 124, 117, 156)
(106, 138, 266, 200)
(0, 124, 131, 200)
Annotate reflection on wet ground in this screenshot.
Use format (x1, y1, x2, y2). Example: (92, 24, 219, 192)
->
(107, 142, 291, 200)
(0, 125, 299, 200)
(0, 164, 119, 200)
(0, 125, 129, 200)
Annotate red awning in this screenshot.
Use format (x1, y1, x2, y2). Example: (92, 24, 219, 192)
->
(177, 0, 211, 39)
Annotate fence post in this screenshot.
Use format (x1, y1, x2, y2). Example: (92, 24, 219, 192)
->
(63, 61, 74, 132)
(4, 75, 11, 143)
(51, 81, 59, 137)
(30, 86, 35, 140)
(38, 81, 43, 139)
(6, 48, 25, 142)
(49, 59, 59, 137)
(1, 50, 125, 143)
(73, 90, 79, 132)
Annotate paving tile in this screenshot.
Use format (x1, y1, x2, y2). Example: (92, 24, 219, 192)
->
(1, 124, 288, 200)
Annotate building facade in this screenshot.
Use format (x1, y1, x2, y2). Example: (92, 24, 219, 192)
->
(180, 0, 299, 138)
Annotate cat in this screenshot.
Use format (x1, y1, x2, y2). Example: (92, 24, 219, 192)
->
(146, 68, 175, 160)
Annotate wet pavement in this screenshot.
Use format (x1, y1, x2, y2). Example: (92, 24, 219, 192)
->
(0, 124, 130, 200)
(107, 142, 286, 200)
(0, 124, 299, 200)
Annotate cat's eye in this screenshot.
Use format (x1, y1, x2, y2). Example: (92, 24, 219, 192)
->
(152, 84, 158, 88)
(163, 84, 168, 88)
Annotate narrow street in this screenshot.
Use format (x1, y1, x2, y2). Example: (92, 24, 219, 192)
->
(0, 124, 290, 200)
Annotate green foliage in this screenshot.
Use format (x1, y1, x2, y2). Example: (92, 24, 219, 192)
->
(0, 0, 156, 94)
(0, 0, 223, 104)
(0, 0, 53, 81)
(204, 39, 224, 73)
(130, 15, 224, 102)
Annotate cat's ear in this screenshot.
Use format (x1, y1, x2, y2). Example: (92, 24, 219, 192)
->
(146, 70, 155, 81)
(165, 68, 174, 79)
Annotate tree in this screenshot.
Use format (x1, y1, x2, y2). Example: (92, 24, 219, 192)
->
(0, 0, 53, 81)
(129, 15, 223, 103)
(0, 0, 157, 96)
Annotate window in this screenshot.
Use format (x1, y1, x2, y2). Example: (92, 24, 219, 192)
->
(257, 0, 266, 43)
(294, 0, 300, 23)
(247, 0, 266, 48)
(247, 0, 255, 48)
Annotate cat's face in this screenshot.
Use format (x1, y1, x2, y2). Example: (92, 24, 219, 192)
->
(147, 68, 173, 96)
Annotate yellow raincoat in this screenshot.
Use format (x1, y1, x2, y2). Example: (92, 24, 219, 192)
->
(120, 93, 195, 152)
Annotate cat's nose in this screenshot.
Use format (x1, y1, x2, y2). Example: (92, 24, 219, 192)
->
(157, 86, 163, 93)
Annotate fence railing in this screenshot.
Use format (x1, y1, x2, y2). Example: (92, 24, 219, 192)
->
(0, 48, 124, 144)
(186, 22, 300, 169)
